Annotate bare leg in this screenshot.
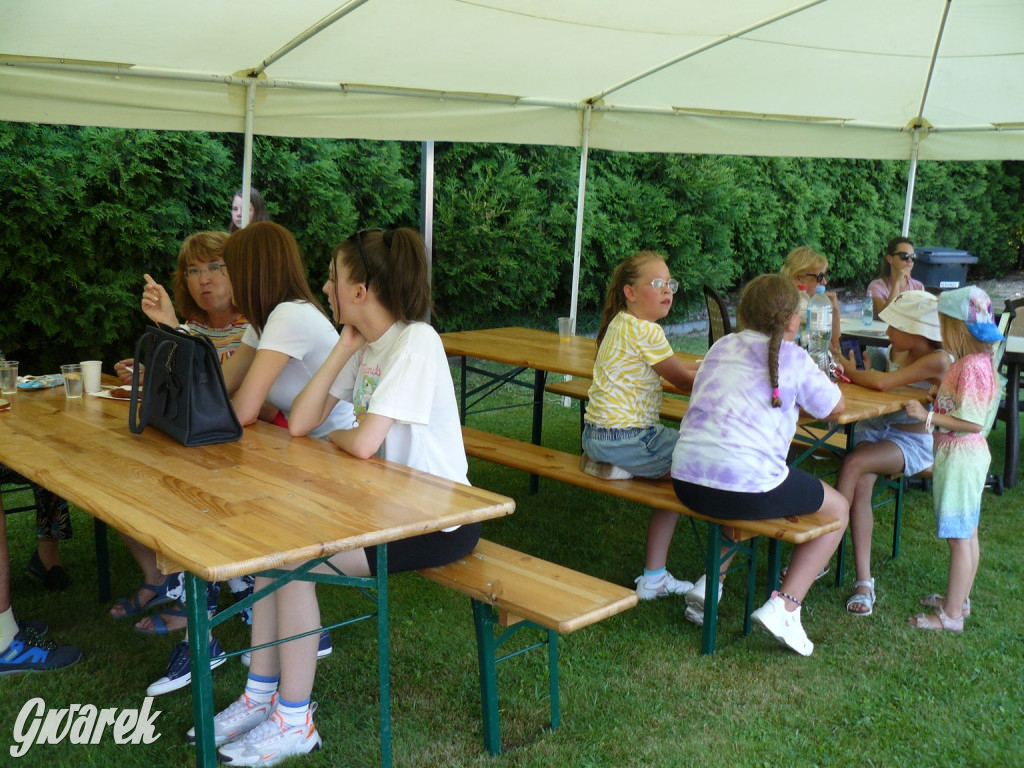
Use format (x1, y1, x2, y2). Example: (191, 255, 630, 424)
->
(644, 508, 679, 571)
(36, 538, 63, 569)
(943, 530, 978, 621)
(779, 482, 849, 609)
(109, 534, 168, 618)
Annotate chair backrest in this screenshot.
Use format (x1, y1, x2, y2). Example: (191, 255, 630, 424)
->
(996, 297, 1024, 374)
(702, 284, 733, 348)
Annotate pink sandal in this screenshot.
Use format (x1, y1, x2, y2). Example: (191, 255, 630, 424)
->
(908, 605, 964, 633)
(919, 593, 970, 617)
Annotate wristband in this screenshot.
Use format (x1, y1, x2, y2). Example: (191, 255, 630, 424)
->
(925, 411, 934, 433)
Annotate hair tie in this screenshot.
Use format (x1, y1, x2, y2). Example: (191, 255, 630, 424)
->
(772, 387, 781, 400)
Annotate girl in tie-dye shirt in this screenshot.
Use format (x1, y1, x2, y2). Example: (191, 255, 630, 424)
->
(671, 274, 849, 656)
(906, 286, 1002, 634)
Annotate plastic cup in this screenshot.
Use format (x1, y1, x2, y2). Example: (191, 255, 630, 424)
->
(0, 360, 18, 395)
(558, 316, 572, 341)
(61, 364, 83, 399)
(80, 360, 102, 393)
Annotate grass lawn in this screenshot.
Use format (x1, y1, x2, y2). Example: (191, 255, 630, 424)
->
(3, 345, 1023, 767)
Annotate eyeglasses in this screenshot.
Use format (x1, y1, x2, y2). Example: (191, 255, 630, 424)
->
(890, 251, 916, 262)
(647, 278, 679, 294)
(185, 262, 227, 279)
(801, 272, 828, 284)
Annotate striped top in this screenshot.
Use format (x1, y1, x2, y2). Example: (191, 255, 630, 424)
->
(189, 316, 249, 361)
(584, 311, 674, 428)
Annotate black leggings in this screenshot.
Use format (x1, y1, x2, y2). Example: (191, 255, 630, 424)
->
(366, 523, 481, 576)
(673, 468, 824, 521)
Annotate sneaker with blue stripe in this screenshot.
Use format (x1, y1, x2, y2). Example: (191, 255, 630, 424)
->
(0, 626, 81, 675)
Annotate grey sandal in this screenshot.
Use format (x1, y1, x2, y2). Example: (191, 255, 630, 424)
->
(845, 578, 876, 616)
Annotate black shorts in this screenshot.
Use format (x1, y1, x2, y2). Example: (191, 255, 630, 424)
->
(673, 468, 824, 521)
(366, 522, 481, 576)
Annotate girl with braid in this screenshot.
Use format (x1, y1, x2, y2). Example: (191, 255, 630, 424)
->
(671, 274, 848, 655)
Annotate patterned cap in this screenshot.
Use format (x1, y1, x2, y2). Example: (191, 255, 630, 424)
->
(937, 286, 1004, 343)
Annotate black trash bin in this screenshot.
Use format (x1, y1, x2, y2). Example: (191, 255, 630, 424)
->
(912, 247, 977, 290)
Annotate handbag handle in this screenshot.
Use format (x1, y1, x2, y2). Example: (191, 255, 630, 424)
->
(128, 331, 176, 435)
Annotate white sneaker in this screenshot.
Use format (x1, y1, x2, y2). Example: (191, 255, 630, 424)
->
(751, 592, 814, 656)
(185, 692, 277, 747)
(217, 706, 322, 766)
(683, 575, 724, 626)
(579, 451, 632, 480)
(634, 571, 694, 600)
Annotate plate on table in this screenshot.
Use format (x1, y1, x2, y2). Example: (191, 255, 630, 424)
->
(17, 374, 64, 390)
(90, 386, 139, 400)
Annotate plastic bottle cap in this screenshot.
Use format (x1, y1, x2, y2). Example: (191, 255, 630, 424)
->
(815, 284, 826, 294)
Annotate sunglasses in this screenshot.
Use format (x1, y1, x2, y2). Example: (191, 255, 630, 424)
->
(801, 272, 828, 284)
(890, 251, 916, 262)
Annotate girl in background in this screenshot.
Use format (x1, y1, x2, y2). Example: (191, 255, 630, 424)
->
(230, 187, 270, 232)
(838, 290, 950, 616)
(868, 237, 924, 318)
(905, 286, 1002, 632)
(204, 228, 474, 765)
(671, 274, 848, 655)
(779, 245, 842, 357)
(580, 251, 700, 601)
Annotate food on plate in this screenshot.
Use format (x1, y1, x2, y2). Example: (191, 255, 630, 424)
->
(110, 387, 132, 399)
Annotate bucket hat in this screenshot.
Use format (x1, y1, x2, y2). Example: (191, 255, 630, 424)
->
(937, 286, 1004, 343)
(878, 290, 942, 342)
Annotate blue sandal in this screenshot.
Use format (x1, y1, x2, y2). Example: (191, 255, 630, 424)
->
(109, 574, 178, 619)
(134, 602, 188, 635)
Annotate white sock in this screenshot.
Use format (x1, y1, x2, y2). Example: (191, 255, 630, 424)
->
(0, 607, 17, 653)
(276, 696, 310, 728)
(244, 673, 279, 705)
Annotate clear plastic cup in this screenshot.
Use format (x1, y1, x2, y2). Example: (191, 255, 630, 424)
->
(558, 316, 572, 341)
(61, 364, 83, 399)
(0, 360, 17, 395)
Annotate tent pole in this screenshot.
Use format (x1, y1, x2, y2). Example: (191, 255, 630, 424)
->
(420, 140, 435, 322)
(240, 80, 256, 228)
(900, 128, 921, 237)
(569, 107, 592, 334)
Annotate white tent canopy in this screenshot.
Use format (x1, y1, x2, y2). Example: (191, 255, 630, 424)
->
(3, 0, 1023, 161)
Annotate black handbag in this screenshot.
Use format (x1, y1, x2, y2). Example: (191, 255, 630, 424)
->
(128, 323, 242, 446)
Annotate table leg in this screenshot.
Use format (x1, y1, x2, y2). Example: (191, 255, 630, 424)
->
(186, 572, 217, 768)
(529, 369, 546, 494)
(1005, 360, 1021, 489)
(376, 543, 391, 768)
(92, 518, 110, 603)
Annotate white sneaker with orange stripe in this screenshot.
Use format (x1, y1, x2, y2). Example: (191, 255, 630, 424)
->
(216, 703, 322, 766)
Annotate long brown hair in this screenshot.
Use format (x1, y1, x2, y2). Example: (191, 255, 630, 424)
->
(332, 228, 432, 323)
(223, 221, 325, 335)
(737, 274, 800, 408)
(172, 231, 230, 324)
(879, 236, 914, 278)
(596, 250, 665, 346)
(228, 187, 269, 233)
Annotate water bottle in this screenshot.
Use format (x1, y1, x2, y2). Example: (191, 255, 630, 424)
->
(861, 292, 874, 326)
(805, 285, 833, 373)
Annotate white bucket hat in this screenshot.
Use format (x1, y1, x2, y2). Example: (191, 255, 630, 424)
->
(878, 290, 942, 342)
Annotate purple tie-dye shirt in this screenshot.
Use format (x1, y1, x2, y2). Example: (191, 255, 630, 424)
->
(670, 330, 841, 493)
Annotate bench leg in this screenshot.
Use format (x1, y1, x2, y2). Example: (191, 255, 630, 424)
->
(548, 627, 560, 731)
(743, 539, 758, 637)
(472, 599, 503, 755)
(891, 475, 905, 560)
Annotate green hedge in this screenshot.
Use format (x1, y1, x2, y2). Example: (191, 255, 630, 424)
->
(1, 122, 1021, 372)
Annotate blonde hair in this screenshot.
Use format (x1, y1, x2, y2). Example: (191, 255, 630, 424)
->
(737, 274, 800, 408)
(938, 314, 996, 360)
(596, 250, 666, 346)
(779, 246, 826, 282)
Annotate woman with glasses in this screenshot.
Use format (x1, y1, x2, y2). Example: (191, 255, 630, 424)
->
(579, 251, 701, 604)
(110, 232, 265, 695)
(868, 236, 924, 318)
(779, 245, 842, 358)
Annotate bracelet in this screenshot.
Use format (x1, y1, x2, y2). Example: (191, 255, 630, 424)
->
(925, 411, 934, 433)
(778, 590, 803, 607)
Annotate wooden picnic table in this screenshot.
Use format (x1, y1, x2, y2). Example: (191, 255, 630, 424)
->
(0, 380, 514, 768)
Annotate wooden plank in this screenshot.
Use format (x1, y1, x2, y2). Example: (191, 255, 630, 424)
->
(462, 427, 841, 544)
(417, 539, 638, 634)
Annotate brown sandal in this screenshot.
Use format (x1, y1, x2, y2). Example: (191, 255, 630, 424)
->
(908, 605, 964, 633)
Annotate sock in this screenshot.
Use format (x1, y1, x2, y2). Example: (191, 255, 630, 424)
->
(276, 696, 310, 728)
(643, 568, 666, 581)
(244, 673, 280, 705)
(0, 607, 17, 653)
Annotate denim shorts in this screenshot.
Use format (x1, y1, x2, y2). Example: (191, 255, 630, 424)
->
(581, 423, 679, 479)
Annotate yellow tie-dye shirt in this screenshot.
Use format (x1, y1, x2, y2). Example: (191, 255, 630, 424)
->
(584, 311, 674, 428)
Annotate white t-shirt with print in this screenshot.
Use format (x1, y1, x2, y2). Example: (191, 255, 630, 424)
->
(240, 301, 355, 438)
(329, 321, 468, 484)
(671, 330, 841, 493)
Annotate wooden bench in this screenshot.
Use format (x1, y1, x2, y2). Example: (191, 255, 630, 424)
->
(461, 426, 842, 655)
(417, 538, 637, 755)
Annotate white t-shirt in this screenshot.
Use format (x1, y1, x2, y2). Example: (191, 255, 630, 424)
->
(328, 321, 468, 484)
(240, 301, 355, 438)
(671, 330, 841, 493)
